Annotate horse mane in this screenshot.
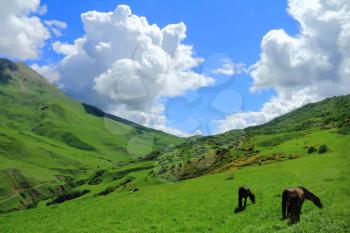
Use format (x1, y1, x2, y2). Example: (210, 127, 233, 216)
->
(299, 186, 323, 208)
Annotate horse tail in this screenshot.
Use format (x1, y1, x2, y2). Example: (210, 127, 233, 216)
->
(299, 187, 323, 208)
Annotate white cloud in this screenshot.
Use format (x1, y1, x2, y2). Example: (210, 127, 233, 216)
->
(211, 58, 246, 76)
(0, 0, 67, 59)
(44, 19, 67, 37)
(217, 0, 350, 133)
(44, 5, 213, 136)
(0, 0, 50, 59)
(216, 89, 317, 133)
(31, 63, 61, 83)
(44, 19, 67, 29)
(52, 40, 80, 56)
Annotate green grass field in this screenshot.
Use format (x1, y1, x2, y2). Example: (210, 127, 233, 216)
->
(0, 130, 349, 232)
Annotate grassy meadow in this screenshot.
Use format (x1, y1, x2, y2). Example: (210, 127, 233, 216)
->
(0, 130, 349, 232)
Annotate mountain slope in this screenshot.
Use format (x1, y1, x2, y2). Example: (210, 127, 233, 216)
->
(153, 94, 350, 180)
(0, 58, 182, 212)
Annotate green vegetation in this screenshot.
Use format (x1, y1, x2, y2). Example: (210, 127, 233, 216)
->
(0, 131, 349, 232)
(319, 144, 328, 154)
(0, 58, 349, 232)
(0, 58, 182, 212)
(46, 189, 90, 206)
(153, 94, 350, 181)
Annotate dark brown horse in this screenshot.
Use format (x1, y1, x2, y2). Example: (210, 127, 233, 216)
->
(234, 186, 255, 213)
(282, 187, 323, 223)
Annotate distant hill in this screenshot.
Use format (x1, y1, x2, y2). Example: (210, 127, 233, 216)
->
(0, 58, 182, 212)
(153, 94, 350, 180)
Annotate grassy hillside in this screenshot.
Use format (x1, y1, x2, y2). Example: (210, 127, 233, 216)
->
(152, 94, 350, 181)
(0, 58, 182, 212)
(0, 129, 348, 232)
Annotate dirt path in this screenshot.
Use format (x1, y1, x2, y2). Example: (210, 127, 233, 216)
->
(0, 181, 58, 204)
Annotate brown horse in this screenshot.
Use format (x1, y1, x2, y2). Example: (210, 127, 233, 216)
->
(281, 187, 323, 223)
(234, 186, 255, 213)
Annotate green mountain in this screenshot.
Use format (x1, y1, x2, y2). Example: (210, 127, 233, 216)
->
(0, 58, 182, 212)
(152, 94, 350, 180)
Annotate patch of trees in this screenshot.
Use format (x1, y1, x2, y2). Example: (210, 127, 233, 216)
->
(142, 150, 161, 160)
(95, 177, 134, 197)
(88, 170, 106, 185)
(47, 190, 90, 206)
(96, 186, 116, 196)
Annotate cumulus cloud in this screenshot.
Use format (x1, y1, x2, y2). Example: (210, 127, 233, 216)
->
(52, 40, 80, 56)
(40, 5, 213, 135)
(0, 0, 50, 59)
(211, 58, 246, 76)
(0, 0, 67, 60)
(217, 0, 350, 133)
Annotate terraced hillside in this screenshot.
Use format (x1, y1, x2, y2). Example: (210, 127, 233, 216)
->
(0, 58, 182, 212)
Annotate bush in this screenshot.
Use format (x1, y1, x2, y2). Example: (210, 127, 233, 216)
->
(319, 144, 328, 154)
(119, 177, 134, 186)
(288, 154, 300, 159)
(96, 187, 116, 196)
(47, 190, 90, 206)
(307, 146, 317, 154)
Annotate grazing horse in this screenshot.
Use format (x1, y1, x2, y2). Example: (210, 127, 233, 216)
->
(281, 187, 323, 224)
(234, 186, 255, 213)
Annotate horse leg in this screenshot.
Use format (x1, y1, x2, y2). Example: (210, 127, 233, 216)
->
(282, 190, 288, 219)
(238, 195, 242, 209)
(244, 197, 247, 208)
(295, 200, 302, 222)
(288, 202, 293, 217)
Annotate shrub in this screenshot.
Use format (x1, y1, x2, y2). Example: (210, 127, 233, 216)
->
(288, 154, 300, 159)
(307, 146, 317, 154)
(96, 187, 116, 196)
(119, 177, 134, 186)
(88, 170, 105, 185)
(142, 150, 161, 160)
(319, 144, 328, 154)
(47, 190, 90, 206)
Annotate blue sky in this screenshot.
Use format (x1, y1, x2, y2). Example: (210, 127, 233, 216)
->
(38, 0, 298, 135)
(3, 0, 348, 136)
